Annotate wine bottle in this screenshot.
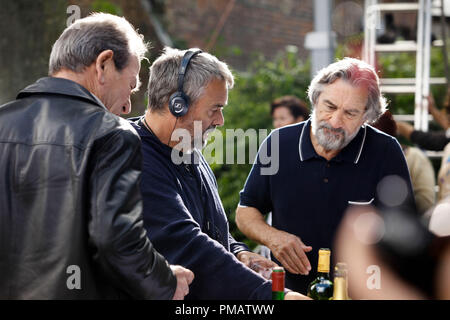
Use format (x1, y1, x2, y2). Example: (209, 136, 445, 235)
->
(307, 248, 333, 300)
(271, 266, 285, 300)
(331, 262, 350, 300)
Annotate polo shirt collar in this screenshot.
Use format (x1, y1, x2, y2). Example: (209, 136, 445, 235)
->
(298, 118, 367, 164)
(298, 119, 317, 162)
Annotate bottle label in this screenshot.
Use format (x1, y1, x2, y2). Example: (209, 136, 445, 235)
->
(332, 277, 348, 300)
(318, 250, 330, 273)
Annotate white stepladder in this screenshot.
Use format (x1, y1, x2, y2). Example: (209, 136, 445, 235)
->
(363, 0, 446, 149)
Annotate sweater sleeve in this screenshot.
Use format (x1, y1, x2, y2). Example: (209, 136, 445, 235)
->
(139, 149, 272, 300)
(229, 233, 251, 256)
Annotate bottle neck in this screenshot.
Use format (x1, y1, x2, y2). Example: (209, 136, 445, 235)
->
(332, 276, 349, 300)
(316, 271, 330, 279)
(317, 249, 331, 278)
(272, 268, 285, 300)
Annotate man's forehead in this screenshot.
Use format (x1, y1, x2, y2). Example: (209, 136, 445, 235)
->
(204, 80, 228, 100)
(320, 82, 368, 106)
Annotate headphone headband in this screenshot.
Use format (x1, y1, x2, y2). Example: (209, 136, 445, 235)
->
(177, 50, 202, 93)
(169, 49, 203, 117)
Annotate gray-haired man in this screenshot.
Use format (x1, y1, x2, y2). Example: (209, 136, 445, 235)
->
(236, 58, 417, 294)
(130, 47, 309, 299)
(0, 13, 193, 299)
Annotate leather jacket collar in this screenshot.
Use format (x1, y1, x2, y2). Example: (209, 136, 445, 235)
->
(17, 77, 106, 110)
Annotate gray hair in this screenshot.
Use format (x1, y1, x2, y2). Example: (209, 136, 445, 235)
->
(307, 57, 387, 123)
(49, 12, 148, 75)
(147, 47, 234, 113)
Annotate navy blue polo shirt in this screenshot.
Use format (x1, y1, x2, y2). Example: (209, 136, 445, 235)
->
(239, 119, 415, 294)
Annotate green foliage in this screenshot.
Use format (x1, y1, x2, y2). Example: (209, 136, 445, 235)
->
(208, 47, 311, 248)
(91, 0, 123, 15)
(209, 35, 243, 59)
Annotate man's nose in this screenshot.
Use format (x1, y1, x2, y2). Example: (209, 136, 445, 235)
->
(329, 110, 344, 128)
(214, 109, 224, 127)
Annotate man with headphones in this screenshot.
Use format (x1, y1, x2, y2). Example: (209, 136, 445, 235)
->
(129, 47, 309, 300)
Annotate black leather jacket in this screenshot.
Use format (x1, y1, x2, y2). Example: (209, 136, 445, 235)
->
(0, 77, 176, 299)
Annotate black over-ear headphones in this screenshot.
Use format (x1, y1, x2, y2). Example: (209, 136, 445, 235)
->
(168, 49, 203, 117)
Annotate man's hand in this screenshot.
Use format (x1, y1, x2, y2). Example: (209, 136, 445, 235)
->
(267, 230, 312, 275)
(427, 94, 449, 130)
(170, 265, 194, 300)
(236, 251, 278, 279)
(284, 291, 312, 300)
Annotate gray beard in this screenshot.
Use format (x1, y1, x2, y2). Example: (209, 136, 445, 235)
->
(192, 126, 216, 150)
(311, 111, 360, 151)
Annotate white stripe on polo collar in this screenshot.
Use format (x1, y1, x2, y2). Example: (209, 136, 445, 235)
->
(354, 125, 367, 164)
(299, 121, 367, 164)
(298, 120, 307, 161)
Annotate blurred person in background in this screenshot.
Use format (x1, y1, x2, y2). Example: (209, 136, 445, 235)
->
(437, 142, 450, 201)
(428, 142, 450, 238)
(335, 200, 450, 299)
(396, 88, 450, 151)
(427, 88, 450, 131)
(271, 95, 310, 129)
(372, 110, 436, 214)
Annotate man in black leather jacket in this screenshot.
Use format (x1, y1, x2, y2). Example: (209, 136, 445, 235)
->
(0, 13, 193, 299)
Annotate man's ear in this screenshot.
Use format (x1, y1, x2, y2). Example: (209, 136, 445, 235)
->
(95, 50, 114, 85)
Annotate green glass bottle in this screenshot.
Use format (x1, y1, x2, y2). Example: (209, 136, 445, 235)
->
(307, 248, 333, 300)
(271, 266, 285, 300)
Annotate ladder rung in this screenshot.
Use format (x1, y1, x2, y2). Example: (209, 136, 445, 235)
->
(369, 3, 419, 12)
(381, 78, 416, 85)
(381, 85, 416, 93)
(393, 114, 434, 122)
(380, 78, 447, 85)
(375, 43, 417, 52)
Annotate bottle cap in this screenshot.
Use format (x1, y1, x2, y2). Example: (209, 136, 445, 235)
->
(334, 262, 348, 278)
